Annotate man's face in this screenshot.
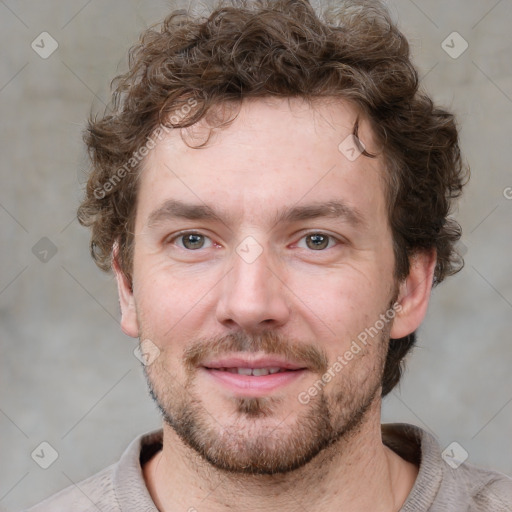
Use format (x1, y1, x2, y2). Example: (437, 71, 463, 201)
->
(122, 98, 400, 474)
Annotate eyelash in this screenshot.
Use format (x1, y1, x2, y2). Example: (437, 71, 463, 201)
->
(167, 231, 342, 251)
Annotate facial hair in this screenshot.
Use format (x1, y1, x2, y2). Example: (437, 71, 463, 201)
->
(141, 319, 390, 475)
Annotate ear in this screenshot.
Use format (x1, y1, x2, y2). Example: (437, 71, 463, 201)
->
(112, 243, 139, 338)
(390, 249, 437, 339)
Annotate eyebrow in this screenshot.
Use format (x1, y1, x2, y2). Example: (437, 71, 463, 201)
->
(146, 199, 365, 229)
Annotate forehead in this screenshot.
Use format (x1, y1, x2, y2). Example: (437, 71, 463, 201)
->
(136, 97, 387, 231)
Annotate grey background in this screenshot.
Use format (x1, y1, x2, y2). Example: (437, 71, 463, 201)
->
(1, 0, 511, 510)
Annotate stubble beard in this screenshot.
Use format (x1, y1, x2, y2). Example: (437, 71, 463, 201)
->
(141, 327, 389, 475)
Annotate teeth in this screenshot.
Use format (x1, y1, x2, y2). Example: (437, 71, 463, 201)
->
(216, 367, 286, 376)
(251, 368, 269, 376)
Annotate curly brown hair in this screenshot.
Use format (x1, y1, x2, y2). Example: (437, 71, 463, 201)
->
(78, 0, 468, 396)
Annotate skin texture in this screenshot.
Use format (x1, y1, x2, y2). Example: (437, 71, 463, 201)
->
(114, 97, 436, 511)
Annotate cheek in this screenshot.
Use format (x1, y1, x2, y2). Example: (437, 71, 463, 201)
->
(133, 261, 216, 344)
(299, 266, 387, 322)
(293, 268, 393, 361)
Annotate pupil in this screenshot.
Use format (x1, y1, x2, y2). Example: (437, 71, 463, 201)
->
(307, 234, 328, 250)
(184, 234, 204, 249)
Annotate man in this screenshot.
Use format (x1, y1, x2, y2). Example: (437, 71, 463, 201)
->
(26, 0, 512, 510)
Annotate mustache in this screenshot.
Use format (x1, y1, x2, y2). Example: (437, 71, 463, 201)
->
(183, 330, 329, 374)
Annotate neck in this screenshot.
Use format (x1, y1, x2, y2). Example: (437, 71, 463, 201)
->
(143, 400, 418, 512)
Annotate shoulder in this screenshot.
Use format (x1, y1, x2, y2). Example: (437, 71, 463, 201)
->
(23, 428, 163, 512)
(23, 464, 120, 512)
(451, 462, 512, 511)
(382, 423, 512, 511)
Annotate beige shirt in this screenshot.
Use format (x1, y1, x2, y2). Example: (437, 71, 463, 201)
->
(24, 423, 512, 511)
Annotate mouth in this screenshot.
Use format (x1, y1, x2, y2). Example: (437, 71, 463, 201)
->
(206, 366, 297, 376)
(200, 356, 308, 395)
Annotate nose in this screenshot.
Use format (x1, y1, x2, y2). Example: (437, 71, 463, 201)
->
(215, 241, 291, 331)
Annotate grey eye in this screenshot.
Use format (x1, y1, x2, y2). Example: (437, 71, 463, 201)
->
(304, 233, 331, 250)
(179, 233, 209, 250)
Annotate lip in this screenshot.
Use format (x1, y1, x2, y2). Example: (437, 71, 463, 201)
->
(202, 356, 305, 370)
(200, 355, 308, 396)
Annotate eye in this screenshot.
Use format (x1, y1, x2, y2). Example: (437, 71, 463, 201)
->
(296, 232, 339, 251)
(171, 232, 214, 250)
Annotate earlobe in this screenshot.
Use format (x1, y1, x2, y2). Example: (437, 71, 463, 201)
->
(390, 250, 437, 339)
(112, 245, 139, 338)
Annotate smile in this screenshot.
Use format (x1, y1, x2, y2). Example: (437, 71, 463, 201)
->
(200, 358, 307, 395)
(206, 367, 296, 376)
